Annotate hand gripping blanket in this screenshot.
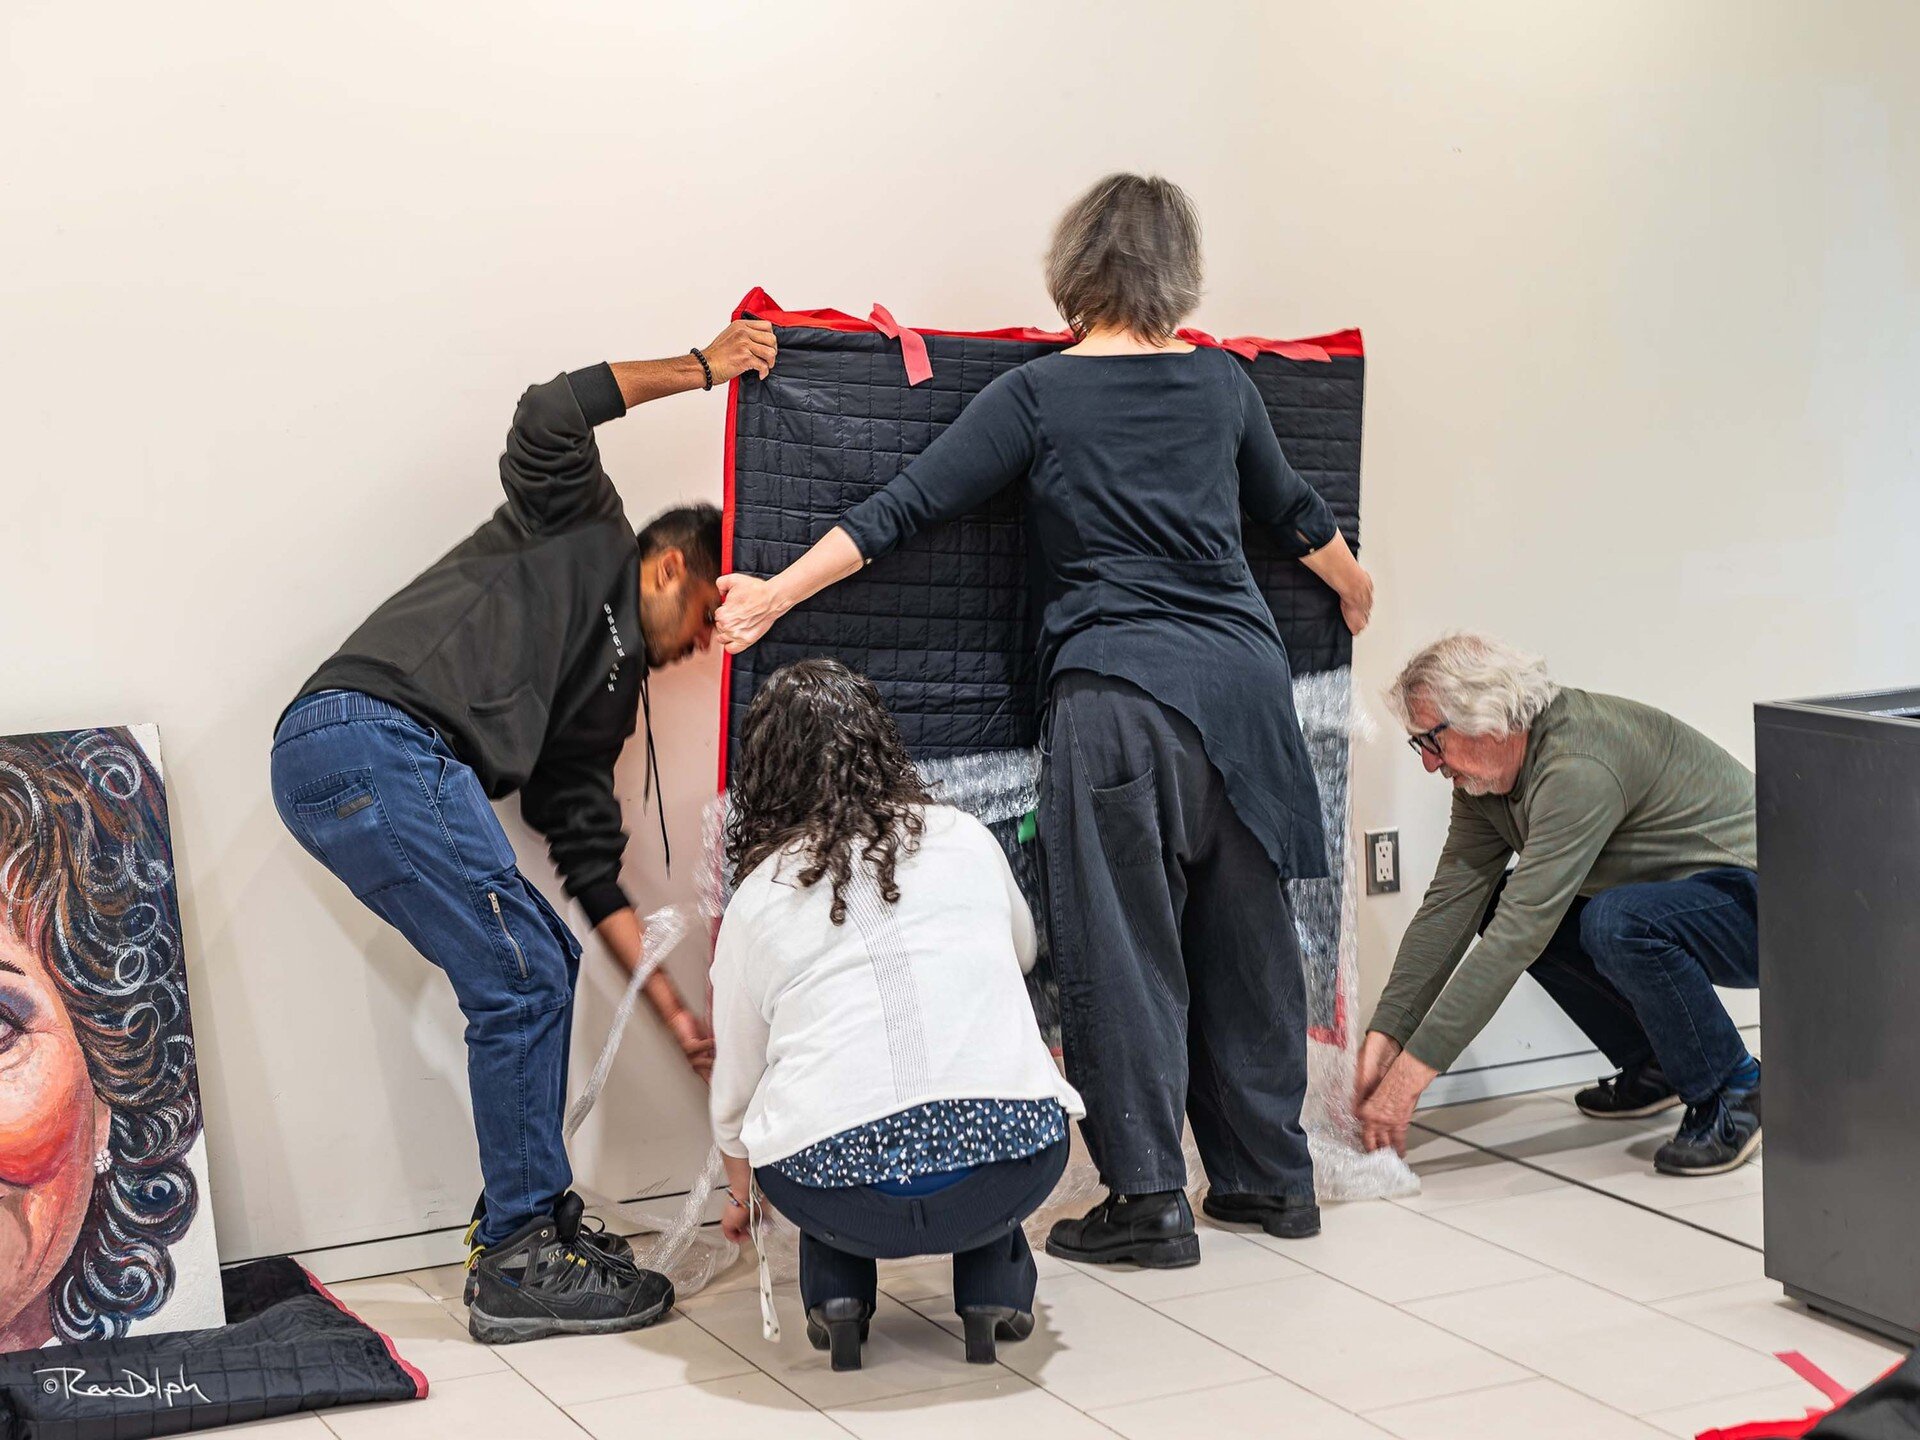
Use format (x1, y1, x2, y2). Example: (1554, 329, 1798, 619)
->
(710, 289, 1413, 1203)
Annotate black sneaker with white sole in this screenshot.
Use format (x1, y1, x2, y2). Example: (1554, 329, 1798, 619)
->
(463, 1191, 637, 1307)
(1575, 1060, 1683, 1120)
(1653, 1080, 1762, 1177)
(467, 1203, 672, 1344)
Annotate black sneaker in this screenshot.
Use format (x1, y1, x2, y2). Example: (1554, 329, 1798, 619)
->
(1045, 1191, 1200, 1269)
(1575, 1060, 1683, 1120)
(805, 1298, 873, 1372)
(463, 1192, 636, 1307)
(1201, 1191, 1322, 1239)
(467, 1205, 673, 1344)
(1654, 1080, 1762, 1177)
(957, 1304, 1035, 1364)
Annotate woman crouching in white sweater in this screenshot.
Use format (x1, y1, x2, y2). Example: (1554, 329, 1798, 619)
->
(711, 658, 1083, 1372)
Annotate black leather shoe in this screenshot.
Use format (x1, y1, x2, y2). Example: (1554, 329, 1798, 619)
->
(805, 1297, 874, 1371)
(1575, 1060, 1683, 1120)
(958, 1305, 1035, 1364)
(1201, 1190, 1322, 1239)
(1045, 1191, 1200, 1269)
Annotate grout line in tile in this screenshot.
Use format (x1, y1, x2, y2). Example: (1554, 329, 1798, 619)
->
(910, 1273, 1318, 1418)
(1098, 1260, 1549, 1416)
(1356, 1373, 1545, 1416)
(1084, 1367, 1345, 1421)
(676, 1300, 849, 1418)
(1412, 1197, 1756, 1313)
(682, 1286, 1003, 1422)
(1407, 1121, 1764, 1254)
(1381, 1213, 1838, 1393)
(314, 1371, 598, 1439)
(1356, 1371, 1668, 1433)
(1644, 1272, 1908, 1374)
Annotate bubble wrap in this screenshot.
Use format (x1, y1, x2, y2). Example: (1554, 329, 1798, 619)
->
(578, 667, 1410, 1304)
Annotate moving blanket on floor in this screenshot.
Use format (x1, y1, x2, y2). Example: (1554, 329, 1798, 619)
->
(718, 289, 1364, 1043)
(0, 1258, 425, 1439)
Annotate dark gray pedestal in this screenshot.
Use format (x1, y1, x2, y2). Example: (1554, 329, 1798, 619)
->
(1756, 687, 1920, 1348)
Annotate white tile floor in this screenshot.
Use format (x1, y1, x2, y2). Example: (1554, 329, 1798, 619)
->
(276, 1085, 1905, 1440)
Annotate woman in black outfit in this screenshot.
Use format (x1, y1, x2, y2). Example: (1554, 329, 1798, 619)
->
(714, 174, 1374, 1267)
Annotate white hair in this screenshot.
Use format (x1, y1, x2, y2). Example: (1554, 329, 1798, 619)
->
(1385, 633, 1560, 738)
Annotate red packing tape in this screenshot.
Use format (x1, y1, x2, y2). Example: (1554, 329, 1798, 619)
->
(869, 304, 933, 386)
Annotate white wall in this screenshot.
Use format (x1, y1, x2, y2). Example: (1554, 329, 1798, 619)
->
(4, 2, 1915, 1262)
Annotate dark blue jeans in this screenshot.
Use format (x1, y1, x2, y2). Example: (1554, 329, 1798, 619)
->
(270, 691, 582, 1246)
(1493, 867, 1760, 1105)
(756, 1140, 1069, 1315)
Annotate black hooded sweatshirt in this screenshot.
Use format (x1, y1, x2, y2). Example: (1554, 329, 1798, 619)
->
(292, 363, 657, 925)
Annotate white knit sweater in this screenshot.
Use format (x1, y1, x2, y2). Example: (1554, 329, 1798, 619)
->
(709, 805, 1084, 1165)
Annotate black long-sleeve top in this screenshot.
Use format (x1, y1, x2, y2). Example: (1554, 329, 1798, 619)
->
(296, 365, 647, 923)
(839, 346, 1339, 878)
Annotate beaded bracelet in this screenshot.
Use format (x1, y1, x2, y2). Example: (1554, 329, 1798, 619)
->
(690, 346, 714, 391)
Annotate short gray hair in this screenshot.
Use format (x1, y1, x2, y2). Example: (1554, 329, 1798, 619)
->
(1385, 633, 1560, 738)
(1045, 173, 1202, 343)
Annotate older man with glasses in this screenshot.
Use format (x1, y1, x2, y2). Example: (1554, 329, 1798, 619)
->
(1354, 634, 1762, 1178)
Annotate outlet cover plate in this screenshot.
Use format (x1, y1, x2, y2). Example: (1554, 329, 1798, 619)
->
(1365, 829, 1401, 895)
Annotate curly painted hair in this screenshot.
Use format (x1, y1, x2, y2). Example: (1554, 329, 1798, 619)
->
(0, 728, 202, 1342)
(724, 660, 934, 924)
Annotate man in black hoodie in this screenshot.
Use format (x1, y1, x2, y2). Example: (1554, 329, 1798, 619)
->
(269, 320, 774, 1342)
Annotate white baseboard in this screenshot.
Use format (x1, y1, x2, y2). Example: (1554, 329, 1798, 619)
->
(281, 1189, 722, 1286)
(1419, 1025, 1762, 1111)
(1418, 1051, 1613, 1109)
(292, 1228, 476, 1286)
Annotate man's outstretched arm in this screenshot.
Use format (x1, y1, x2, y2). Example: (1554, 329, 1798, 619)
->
(610, 320, 776, 407)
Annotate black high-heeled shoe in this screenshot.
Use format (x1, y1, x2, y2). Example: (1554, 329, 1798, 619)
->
(805, 1297, 874, 1371)
(957, 1305, 1035, 1364)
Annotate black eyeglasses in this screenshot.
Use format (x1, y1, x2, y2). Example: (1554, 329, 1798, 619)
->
(1407, 721, 1451, 759)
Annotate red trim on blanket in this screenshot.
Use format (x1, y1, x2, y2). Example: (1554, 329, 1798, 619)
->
(717, 291, 753, 795)
(1691, 1350, 1906, 1439)
(1697, 1413, 1827, 1439)
(301, 1264, 430, 1400)
(1776, 1350, 1856, 1407)
(734, 286, 1363, 359)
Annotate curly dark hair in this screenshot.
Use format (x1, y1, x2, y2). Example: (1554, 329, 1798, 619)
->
(0, 728, 202, 1342)
(724, 659, 934, 924)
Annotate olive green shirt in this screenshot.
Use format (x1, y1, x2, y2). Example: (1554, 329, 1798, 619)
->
(1370, 688, 1756, 1073)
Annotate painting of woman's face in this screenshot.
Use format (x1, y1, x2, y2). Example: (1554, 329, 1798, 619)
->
(0, 924, 112, 1349)
(0, 726, 222, 1354)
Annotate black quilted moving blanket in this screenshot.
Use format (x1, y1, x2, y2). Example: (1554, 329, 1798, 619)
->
(720, 290, 1362, 764)
(717, 290, 1364, 1042)
(0, 1259, 425, 1439)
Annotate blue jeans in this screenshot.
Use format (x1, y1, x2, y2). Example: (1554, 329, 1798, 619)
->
(1496, 867, 1760, 1105)
(270, 691, 582, 1246)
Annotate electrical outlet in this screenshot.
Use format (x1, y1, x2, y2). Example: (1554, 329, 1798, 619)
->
(1365, 829, 1400, 895)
